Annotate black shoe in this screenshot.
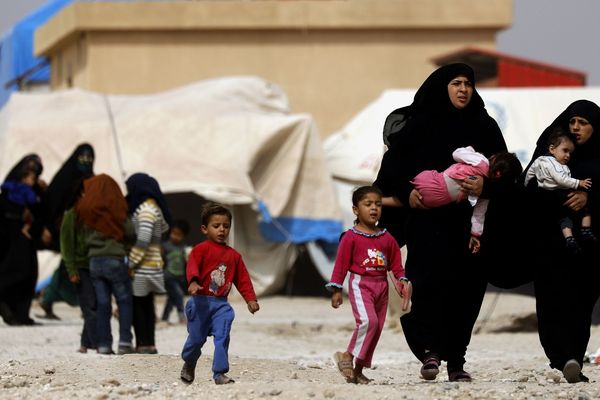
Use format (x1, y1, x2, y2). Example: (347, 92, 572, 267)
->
(565, 237, 582, 255)
(579, 373, 590, 383)
(117, 345, 135, 355)
(0, 302, 18, 325)
(580, 228, 599, 244)
(563, 359, 582, 383)
(38, 302, 60, 320)
(180, 363, 195, 384)
(98, 347, 115, 355)
(136, 346, 158, 354)
(448, 369, 472, 382)
(214, 373, 235, 385)
(420, 353, 440, 380)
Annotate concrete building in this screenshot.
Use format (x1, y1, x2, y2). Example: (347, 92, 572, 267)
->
(34, 0, 512, 137)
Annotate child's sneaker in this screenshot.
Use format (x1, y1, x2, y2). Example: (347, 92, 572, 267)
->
(97, 347, 115, 355)
(117, 345, 135, 355)
(565, 236, 582, 254)
(214, 373, 235, 385)
(180, 362, 195, 384)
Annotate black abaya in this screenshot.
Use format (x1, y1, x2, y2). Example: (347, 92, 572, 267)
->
(0, 154, 44, 325)
(374, 63, 507, 372)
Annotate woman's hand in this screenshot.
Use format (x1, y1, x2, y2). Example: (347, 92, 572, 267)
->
(398, 279, 413, 311)
(564, 190, 588, 212)
(461, 176, 483, 197)
(408, 189, 427, 209)
(382, 196, 403, 207)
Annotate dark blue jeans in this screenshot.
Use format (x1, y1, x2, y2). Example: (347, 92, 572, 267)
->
(181, 295, 234, 379)
(161, 271, 186, 321)
(89, 257, 133, 351)
(76, 268, 97, 349)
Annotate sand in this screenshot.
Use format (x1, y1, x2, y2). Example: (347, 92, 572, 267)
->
(1, 292, 600, 400)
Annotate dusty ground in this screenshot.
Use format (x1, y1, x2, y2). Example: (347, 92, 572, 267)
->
(1, 292, 600, 400)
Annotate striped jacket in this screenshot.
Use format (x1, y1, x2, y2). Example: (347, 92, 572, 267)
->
(129, 198, 169, 269)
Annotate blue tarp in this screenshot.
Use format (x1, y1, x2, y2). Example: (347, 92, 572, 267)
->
(0, 0, 73, 107)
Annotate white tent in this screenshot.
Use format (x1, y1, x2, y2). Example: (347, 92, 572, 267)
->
(309, 87, 600, 282)
(0, 76, 343, 295)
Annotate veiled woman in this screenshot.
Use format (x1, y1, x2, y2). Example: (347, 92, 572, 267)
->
(374, 63, 508, 381)
(0, 154, 45, 325)
(521, 100, 600, 383)
(38, 143, 95, 319)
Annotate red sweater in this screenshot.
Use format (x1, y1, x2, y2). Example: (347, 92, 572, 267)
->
(186, 240, 257, 302)
(329, 228, 405, 287)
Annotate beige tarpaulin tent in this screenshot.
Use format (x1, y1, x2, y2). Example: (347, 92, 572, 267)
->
(0, 76, 343, 295)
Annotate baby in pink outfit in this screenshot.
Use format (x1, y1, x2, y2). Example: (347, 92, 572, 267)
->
(386, 146, 521, 253)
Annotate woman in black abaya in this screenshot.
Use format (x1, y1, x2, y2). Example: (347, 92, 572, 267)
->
(374, 63, 507, 381)
(522, 100, 600, 383)
(38, 143, 95, 319)
(0, 154, 45, 325)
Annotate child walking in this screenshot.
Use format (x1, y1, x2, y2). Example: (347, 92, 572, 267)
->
(328, 186, 411, 384)
(161, 219, 190, 324)
(524, 127, 596, 253)
(76, 174, 135, 355)
(180, 203, 260, 385)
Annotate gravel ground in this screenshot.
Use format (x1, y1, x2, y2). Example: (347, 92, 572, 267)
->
(1, 293, 599, 400)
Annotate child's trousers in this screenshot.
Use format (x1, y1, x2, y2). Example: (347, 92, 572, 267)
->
(347, 273, 389, 368)
(181, 295, 235, 379)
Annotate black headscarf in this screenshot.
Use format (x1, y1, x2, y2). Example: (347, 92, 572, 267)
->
(4, 154, 43, 183)
(383, 63, 486, 146)
(125, 172, 172, 225)
(2, 154, 44, 208)
(533, 100, 600, 162)
(44, 143, 95, 228)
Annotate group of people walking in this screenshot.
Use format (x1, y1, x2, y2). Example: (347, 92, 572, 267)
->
(0, 145, 191, 355)
(1, 61, 599, 386)
(329, 63, 600, 385)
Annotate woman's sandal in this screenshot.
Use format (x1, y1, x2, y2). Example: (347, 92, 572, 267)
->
(420, 355, 441, 380)
(333, 352, 355, 383)
(448, 369, 472, 382)
(355, 372, 373, 385)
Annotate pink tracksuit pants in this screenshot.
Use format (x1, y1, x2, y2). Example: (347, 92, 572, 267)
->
(347, 273, 389, 368)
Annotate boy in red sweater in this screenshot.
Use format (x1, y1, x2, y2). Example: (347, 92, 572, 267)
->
(180, 203, 259, 385)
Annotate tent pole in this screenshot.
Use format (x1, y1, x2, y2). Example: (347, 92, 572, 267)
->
(103, 95, 127, 183)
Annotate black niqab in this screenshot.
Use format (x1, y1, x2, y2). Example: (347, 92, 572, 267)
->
(44, 143, 95, 244)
